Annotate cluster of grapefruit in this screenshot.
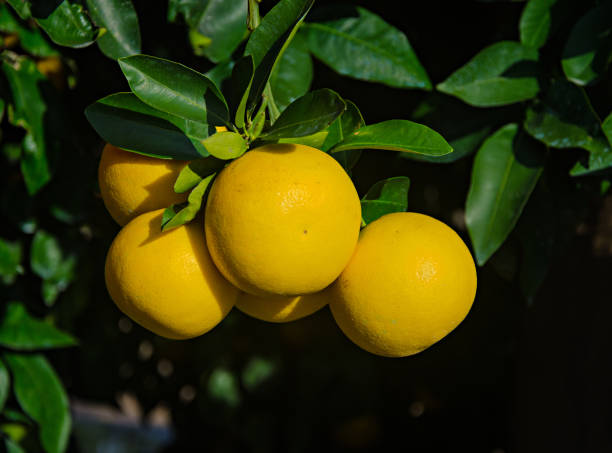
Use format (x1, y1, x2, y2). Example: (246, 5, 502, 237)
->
(99, 141, 476, 357)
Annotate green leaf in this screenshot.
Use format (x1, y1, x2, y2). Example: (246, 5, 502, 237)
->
(4, 353, 71, 453)
(34, 1, 95, 48)
(260, 89, 345, 140)
(205, 60, 235, 89)
(437, 41, 540, 107)
(524, 79, 608, 154)
(41, 255, 76, 306)
(162, 172, 216, 231)
(0, 358, 10, 411)
(465, 124, 546, 265)
(207, 367, 241, 408)
(171, 0, 247, 63)
(603, 112, 612, 146)
(119, 54, 229, 126)
(18, 28, 59, 57)
(85, 92, 210, 159)
(20, 133, 51, 196)
(85, 0, 141, 59)
(174, 156, 225, 194)
(201, 131, 248, 160)
(0, 302, 76, 350)
(4, 438, 25, 453)
(242, 357, 277, 391)
(519, 0, 573, 49)
(30, 230, 61, 280)
(304, 5, 431, 90)
(330, 119, 453, 156)
(227, 55, 254, 129)
(562, 1, 612, 86)
(269, 31, 313, 112)
(0, 239, 22, 285)
(5, 0, 31, 19)
(245, 0, 314, 112)
(361, 177, 410, 225)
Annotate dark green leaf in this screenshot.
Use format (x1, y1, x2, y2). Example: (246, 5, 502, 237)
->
(524, 79, 608, 154)
(85, 92, 210, 159)
(304, 5, 431, 89)
(361, 177, 410, 225)
(201, 131, 247, 160)
(85, 0, 141, 59)
(34, 1, 95, 48)
(330, 119, 453, 156)
(5, 438, 26, 453)
(261, 89, 345, 140)
(519, 0, 574, 49)
(4, 353, 70, 453)
(570, 147, 612, 176)
(242, 357, 277, 391)
(227, 55, 254, 129)
(20, 132, 50, 195)
(603, 112, 612, 146)
(0, 358, 10, 411)
(269, 32, 313, 112)
(245, 0, 314, 112)
(0, 238, 22, 285)
(466, 124, 546, 265)
(437, 41, 539, 107)
(119, 54, 229, 126)
(18, 28, 59, 57)
(562, 1, 612, 86)
(207, 367, 240, 407)
(0, 302, 76, 350)
(174, 156, 225, 193)
(30, 230, 61, 280)
(41, 255, 76, 306)
(162, 173, 216, 231)
(205, 60, 235, 89)
(5, 0, 30, 19)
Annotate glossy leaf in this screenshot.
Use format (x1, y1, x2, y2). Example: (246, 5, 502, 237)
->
(245, 0, 314, 112)
(34, 1, 95, 48)
(119, 54, 229, 126)
(4, 353, 71, 453)
(0, 302, 76, 350)
(330, 119, 453, 156)
(30, 230, 61, 280)
(562, 1, 612, 86)
(570, 146, 612, 176)
(174, 157, 225, 194)
(524, 79, 608, 154)
(437, 41, 539, 107)
(201, 131, 248, 160)
(519, 0, 573, 49)
(227, 55, 254, 129)
(162, 173, 216, 231)
(269, 32, 313, 112)
(304, 5, 431, 89)
(0, 238, 22, 285)
(466, 124, 546, 265)
(5, 0, 30, 19)
(205, 60, 235, 89)
(361, 177, 410, 225)
(0, 358, 9, 411)
(85, 92, 209, 159)
(260, 89, 345, 140)
(85, 0, 141, 59)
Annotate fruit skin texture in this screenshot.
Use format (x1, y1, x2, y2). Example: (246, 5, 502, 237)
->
(105, 209, 238, 339)
(205, 143, 361, 296)
(329, 212, 477, 357)
(236, 290, 328, 323)
(98, 143, 187, 225)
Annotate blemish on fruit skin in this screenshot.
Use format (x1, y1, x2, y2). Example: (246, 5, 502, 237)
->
(416, 261, 436, 282)
(303, 230, 308, 235)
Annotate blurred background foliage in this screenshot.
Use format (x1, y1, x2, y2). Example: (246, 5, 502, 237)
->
(0, 0, 611, 452)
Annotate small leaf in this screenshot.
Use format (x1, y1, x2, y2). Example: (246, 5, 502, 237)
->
(0, 358, 10, 411)
(0, 302, 77, 350)
(245, 0, 314, 112)
(207, 367, 241, 408)
(466, 124, 546, 265)
(85, 92, 210, 159)
(330, 119, 453, 156)
(260, 89, 345, 140)
(304, 5, 431, 89)
(227, 55, 254, 129)
(5, 438, 26, 453)
(0, 238, 22, 285)
(519, 0, 574, 49)
(34, 1, 95, 48)
(269, 31, 313, 112)
(437, 41, 540, 107)
(603, 112, 612, 146)
(119, 54, 229, 126)
(4, 353, 71, 453)
(242, 357, 277, 391)
(562, 1, 612, 86)
(524, 79, 608, 154)
(162, 173, 216, 231)
(30, 230, 61, 280)
(5, 0, 30, 19)
(85, 0, 141, 59)
(201, 131, 248, 160)
(174, 156, 225, 194)
(361, 177, 410, 225)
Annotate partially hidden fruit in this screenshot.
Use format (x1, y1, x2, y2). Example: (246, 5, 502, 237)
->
(105, 209, 238, 339)
(330, 212, 477, 357)
(98, 143, 187, 225)
(236, 290, 328, 323)
(205, 143, 361, 296)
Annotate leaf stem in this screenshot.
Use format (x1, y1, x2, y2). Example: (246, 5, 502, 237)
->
(247, 0, 261, 31)
(264, 83, 280, 123)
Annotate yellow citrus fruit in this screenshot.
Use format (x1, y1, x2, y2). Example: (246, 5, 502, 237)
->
(105, 209, 238, 339)
(205, 143, 361, 296)
(98, 143, 188, 225)
(330, 212, 477, 357)
(236, 289, 328, 323)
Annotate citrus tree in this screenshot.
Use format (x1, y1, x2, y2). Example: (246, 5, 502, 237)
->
(0, 0, 610, 451)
